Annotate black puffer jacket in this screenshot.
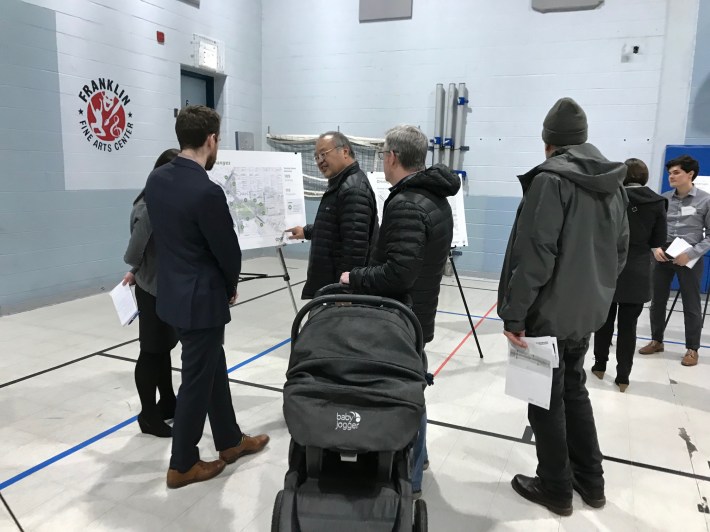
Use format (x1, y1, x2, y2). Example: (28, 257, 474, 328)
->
(349, 164, 460, 343)
(614, 185, 667, 303)
(302, 162, 378, 299)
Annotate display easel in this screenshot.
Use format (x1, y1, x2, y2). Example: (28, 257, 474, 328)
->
(664, 266, 710, 329)
(449, 248, 484, 359)
(239, 237, 298, 315)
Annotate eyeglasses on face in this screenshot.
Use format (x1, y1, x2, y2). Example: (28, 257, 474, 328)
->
(313, 146, 341, 162)
(376, 149, 396, 160)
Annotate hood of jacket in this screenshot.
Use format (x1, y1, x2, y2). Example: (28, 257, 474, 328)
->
(626, 185, 667, 206)
(519, 143, 626, 195)
(402, 163, 461, 198)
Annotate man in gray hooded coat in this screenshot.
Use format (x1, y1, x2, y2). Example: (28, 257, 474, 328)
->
(498, 97, 629, 516)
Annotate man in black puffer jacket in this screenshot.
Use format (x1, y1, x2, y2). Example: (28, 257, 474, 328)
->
(341, 125, 460, 500)
(287, 132, 378, 299)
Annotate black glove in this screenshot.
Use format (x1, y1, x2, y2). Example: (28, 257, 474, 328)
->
(424, 372, 434, 386)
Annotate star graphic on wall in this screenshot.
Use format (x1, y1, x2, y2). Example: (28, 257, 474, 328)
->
(128, 112, 132, 118)
(78, 109, 84, 115)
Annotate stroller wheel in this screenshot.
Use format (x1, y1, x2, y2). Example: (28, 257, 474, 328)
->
(271, 490, 284, 532)
(413, 498, 427, 532)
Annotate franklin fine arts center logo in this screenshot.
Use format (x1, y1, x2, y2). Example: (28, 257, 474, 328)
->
(77, 78, 133, 152)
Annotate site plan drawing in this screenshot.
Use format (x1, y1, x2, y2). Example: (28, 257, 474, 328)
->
(208, 151, 307, 250)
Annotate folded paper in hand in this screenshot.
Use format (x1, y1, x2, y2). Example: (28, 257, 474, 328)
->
(109, 282, 139, 326)
(665, 237, 700, 268)
(505, 336, 558, 410)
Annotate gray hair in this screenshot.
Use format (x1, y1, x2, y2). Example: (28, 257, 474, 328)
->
(318, 131, 356, 161)
(384, 125, 428, 170)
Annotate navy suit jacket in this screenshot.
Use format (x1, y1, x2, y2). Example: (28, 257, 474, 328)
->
(144, 156, 241, 330)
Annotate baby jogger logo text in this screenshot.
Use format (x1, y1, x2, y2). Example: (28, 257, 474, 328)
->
(335, 411, 361, 431)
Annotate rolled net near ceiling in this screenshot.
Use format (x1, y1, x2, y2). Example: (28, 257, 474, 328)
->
(266, 133, 385, 198)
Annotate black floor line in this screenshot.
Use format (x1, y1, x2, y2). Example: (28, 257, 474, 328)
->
(0, 281, 304, 390)
(0, 492, 24, 532)
(93, 352, 710, 485)
(427, 419, 710, 483)
(0, 354, 97, 390)
(227, 378, 284, 394)
(441, 282, 497, 292)
(97, 352, 285, 394)
(232, 280, 305, 308)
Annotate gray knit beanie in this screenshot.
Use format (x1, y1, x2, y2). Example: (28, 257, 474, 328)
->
(542, 97, 588, 146)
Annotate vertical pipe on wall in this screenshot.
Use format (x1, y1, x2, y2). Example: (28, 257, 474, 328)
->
(452, 82, 468, 172)
(443, 83, 457, 168)
(433, 83, 445, 165)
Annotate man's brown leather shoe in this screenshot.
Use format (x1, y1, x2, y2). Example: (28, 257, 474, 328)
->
(166, 459, 226, 489)
(219, 434, 270, 464)
(639, 341, 664, 355)
(682, 349, 699, 366)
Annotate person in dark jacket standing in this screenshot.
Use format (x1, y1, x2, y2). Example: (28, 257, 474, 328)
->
(341, 124, 460, 501)
(498, 98, 629, 516)
(122, 148, 180, 438)
(592, 158, 667, 391)
(145, 105, 268, 489)
(286, 131, 378, 299)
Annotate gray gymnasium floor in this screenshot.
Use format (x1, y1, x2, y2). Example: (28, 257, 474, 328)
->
(1, 257, 709, 531)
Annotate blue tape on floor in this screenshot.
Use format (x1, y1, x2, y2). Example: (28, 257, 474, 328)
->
(0, 338, 291, 492)
(227, 338, 290, 373)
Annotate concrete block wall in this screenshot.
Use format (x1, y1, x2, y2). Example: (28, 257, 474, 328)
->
(687, 0, 710, 145)
(0, 0, 262, 314)
(1, 0, 705, 313)
(261, 0, 697, 275)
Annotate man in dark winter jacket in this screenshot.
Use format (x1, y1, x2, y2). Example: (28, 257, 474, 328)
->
(287, 132, 378, 299)
(498, 98, 629, 516)
(341, 124, 460, 500)
(593, 158, 667, 392)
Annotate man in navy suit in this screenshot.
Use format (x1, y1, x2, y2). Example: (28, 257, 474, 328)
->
(145, 105, 269, 489)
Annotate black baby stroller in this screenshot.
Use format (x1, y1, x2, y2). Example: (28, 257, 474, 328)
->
(272, 284, 428, 532)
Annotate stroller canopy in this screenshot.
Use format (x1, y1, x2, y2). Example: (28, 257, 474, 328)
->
(284, 299, 427, 452)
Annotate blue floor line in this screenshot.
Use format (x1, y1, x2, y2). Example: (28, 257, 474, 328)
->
(438, 309, 710, 349)
(0, 337, 291, 492)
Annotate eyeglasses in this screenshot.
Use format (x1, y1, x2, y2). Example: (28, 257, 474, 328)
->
(313, 146, 341, 162)
(376, 150, 395, 160)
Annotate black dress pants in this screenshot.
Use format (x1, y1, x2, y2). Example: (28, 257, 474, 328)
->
(528, 336, 604, 499)
(593, 302, 644, 383)
(169, 325, 242, 473)
(649, 259, 704, 350)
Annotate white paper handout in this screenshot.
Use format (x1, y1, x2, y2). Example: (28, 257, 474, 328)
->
(505, 336, 558, 410)
(109, 282, 139, 326)
(665, 237, 700, 268)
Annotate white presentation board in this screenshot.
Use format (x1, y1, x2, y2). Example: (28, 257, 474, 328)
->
(207, 151, 307, 250)
(366, 172, 468, 248)
(694, 175, 710, 194)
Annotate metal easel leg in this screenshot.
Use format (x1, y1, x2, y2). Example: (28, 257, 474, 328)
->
(449, 251, 484, 359)
(277, 245, 298, 315)
(664, 291, 680, 330)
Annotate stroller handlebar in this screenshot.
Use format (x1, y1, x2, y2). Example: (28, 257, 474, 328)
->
(292, 288, 424, 355)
